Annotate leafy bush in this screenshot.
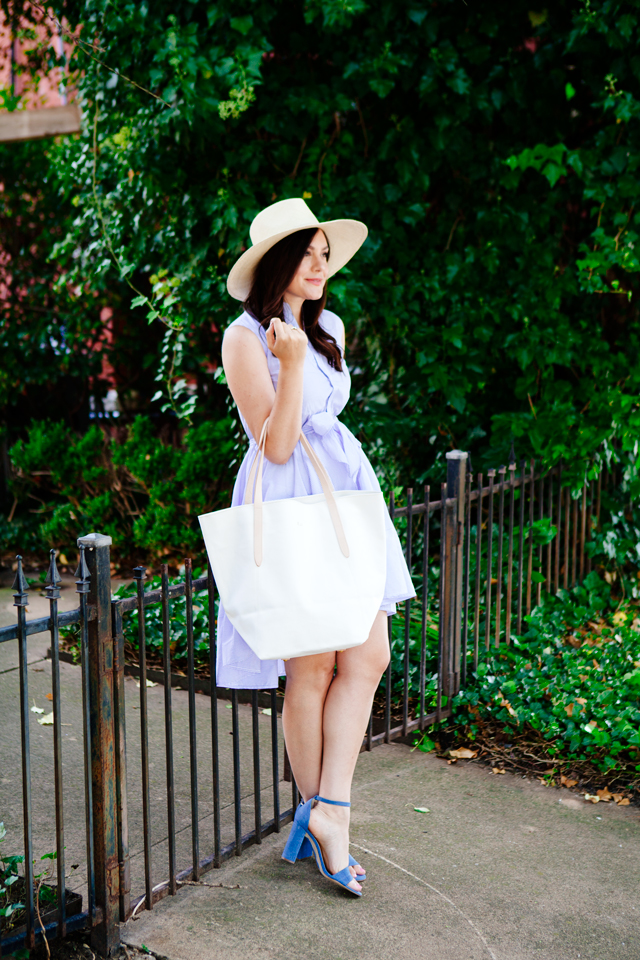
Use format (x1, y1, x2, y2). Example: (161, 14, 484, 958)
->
(113, 574, 216, 668)
(3, 0, 640, 490)
(6, 416, 238, 562)
(452, 572, 640, 778)
(61, 572, 218, 671)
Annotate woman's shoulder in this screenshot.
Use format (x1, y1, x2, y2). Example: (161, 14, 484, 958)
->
(319, 308, 345, 344)
(224, 312, 268, 347)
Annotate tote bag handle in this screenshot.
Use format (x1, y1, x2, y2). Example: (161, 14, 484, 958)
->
(243, 417, 350, 566)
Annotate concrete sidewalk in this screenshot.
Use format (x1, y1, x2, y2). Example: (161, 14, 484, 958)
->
(2, 588, 639, 960)
(122, 743, 640, 960)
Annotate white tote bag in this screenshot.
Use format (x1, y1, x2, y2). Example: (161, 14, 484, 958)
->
(198, 418, 386, 661)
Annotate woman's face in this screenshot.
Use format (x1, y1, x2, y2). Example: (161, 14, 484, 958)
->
(285, 229, 329, 302)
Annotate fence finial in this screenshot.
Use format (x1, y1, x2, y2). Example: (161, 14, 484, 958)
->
(12, 555, 29, 606)
(45, 549, 62, 599)
(75, 544, 91, 594)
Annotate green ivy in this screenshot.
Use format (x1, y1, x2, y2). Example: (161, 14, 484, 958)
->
(2, 0, 640, 495)
(452, 572, 640, 775)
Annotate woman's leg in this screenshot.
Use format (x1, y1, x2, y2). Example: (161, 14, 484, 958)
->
(282, 651, 335, 803)
(307, 610, 390, 890)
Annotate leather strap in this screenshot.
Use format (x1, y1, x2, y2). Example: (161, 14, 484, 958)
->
(243, 417, 350, 566)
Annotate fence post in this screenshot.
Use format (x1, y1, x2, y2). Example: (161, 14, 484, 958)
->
(78, 532, 120, 957)
(445, 451, 468, 697)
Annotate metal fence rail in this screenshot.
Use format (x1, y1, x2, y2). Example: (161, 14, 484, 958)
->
(0, 449, 608, 957)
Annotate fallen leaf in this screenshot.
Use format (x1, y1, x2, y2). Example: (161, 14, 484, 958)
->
(576, 697, 587, 705)
(45, 693, 53, 701)
(447, 758, 458, 764)
(414, 807, 430, 813)
(583, 793, 600, 803)
(597, 788, 613, 802)
(134, 679, 157, 688)
(560, 775, 578, 788)
(31, 702, 44, 715)
(498, 698, 518, 718)
(261, 708, 272, 716)
(564, 703, 574, 717)
(617, 798, 630, 806)
(38, 712, 54, 726)
(225, 704, 233, 709)
(449, 748, 477, 760)
(492, 767, 506, 775)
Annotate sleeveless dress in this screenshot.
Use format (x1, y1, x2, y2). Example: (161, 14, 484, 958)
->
(215, 303, 415, 689)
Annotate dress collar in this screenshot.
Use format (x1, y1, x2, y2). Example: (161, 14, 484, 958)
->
(282, 301, 303, 328)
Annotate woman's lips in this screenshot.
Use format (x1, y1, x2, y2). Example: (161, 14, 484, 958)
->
(305, 278, 323, 285)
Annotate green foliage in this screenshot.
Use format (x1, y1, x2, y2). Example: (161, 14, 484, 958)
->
(385, 593, 440, 707)
(0, 822, 25, 924)
(0, 822, 60, 935)
(2, 0, 640, 500)
(62, 571, 217, 667)
(453, 573, 640, 775)
(115, 573, 215, 665)
(8, 416, 237, 560)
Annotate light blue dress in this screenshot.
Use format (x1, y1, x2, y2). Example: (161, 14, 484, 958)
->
(215, 302, 415, 689)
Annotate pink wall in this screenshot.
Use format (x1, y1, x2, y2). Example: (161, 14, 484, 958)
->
(0, 6, 75, 108)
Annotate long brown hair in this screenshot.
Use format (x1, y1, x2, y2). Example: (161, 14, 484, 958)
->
(244, 227, 343, 371)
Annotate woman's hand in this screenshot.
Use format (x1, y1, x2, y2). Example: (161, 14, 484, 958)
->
(266, 317, 308, 368)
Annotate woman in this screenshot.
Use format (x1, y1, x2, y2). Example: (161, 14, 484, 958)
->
(218, 198, 414, 895)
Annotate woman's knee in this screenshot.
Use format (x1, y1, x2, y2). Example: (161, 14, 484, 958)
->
(339, 644, 390, 687)
(285, 655, 335, 696)
(366, 645, 391, 683)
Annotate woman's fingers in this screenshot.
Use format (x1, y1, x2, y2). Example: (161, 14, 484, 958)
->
(265, 317, 279, 350)
(267, 317, 308, 367)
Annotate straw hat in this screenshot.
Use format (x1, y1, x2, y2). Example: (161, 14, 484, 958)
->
(227, 198, 368, 301)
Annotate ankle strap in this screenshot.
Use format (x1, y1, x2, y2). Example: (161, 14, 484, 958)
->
(315, 795, 351, 807)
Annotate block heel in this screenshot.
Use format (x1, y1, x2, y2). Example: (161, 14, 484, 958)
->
(281, 819, 307, 863)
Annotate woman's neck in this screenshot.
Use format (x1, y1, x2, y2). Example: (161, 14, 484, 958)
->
(283, 293, 304, 327)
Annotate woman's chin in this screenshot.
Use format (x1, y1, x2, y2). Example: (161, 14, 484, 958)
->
(304, 285, 325, 300)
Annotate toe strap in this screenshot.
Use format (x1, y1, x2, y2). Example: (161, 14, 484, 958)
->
(331, 865, 357, 887)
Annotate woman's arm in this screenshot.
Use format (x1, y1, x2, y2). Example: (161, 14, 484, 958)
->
(221, 318, 308, 465)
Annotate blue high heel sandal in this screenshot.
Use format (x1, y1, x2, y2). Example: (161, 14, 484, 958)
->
(295, 803, 366, 880)
(282, 796, 362, 897)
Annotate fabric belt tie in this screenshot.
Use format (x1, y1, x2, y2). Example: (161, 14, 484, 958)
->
(302, 412, 362, 482)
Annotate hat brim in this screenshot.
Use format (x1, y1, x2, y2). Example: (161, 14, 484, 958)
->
(226, 219, 368, 301)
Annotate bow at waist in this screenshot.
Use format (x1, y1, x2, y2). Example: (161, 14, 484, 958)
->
(246, 413, 363, 481)
(302, 412, 362, 481)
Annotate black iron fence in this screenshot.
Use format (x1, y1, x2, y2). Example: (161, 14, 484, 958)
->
(0, 450, 608, 957)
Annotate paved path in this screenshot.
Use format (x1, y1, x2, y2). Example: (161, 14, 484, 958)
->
(122, 743, 640, 960)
